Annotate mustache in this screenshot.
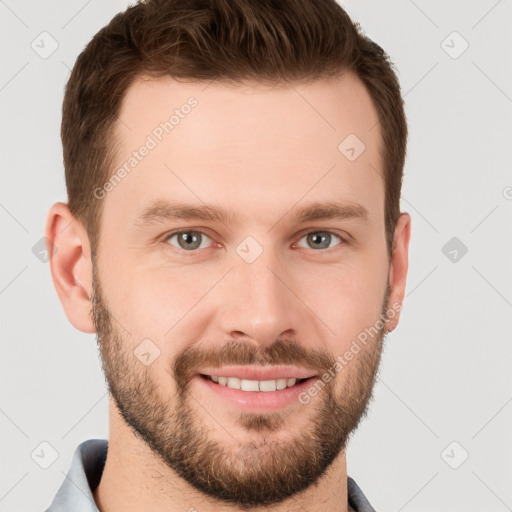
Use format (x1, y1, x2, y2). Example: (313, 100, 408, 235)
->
(173, 338, 336, 389)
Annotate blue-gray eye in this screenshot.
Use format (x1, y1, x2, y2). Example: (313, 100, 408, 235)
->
(164, 229, 343, 253)
(296, 231, 342, 250)
(166, 231, 212, 251)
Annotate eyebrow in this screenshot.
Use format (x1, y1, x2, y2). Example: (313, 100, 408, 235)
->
(134, 199, 369, 228)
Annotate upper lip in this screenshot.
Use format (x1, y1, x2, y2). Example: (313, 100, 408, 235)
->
(197, 365, 317, 381)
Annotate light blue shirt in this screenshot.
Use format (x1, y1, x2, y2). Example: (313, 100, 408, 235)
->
(45, 439, 376, 511)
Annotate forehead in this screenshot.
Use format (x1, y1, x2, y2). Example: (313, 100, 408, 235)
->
(104, 73, 383, 229)
(116, 72, 380, 152)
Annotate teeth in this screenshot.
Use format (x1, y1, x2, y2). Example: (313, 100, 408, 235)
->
(259, 380, 276, 392)
(276, 378, 287, 390)
(208, 375, 302, 391)
(241, 379, 259, 392)
(227, 377, 241, 389)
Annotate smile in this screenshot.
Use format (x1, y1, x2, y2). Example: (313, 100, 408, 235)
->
(201, 374, 308, 392)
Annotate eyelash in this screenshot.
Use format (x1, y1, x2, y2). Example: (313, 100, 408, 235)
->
(162, 229, 346, 255)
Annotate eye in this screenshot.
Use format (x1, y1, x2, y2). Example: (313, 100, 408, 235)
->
(164, 230, 213, 251)
(295, 230, 344, 251)
(162, 229, 345, 254)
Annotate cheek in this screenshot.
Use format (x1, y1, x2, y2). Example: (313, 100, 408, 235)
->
(297, 256, 388, 352)
(108, 264, 211, 346)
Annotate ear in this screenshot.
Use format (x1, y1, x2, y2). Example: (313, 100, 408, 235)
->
(385, 212, 411, 333)
(45, 202, 95, 333)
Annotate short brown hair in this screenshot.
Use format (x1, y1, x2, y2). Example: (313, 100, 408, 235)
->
(62, 0, 407, 257)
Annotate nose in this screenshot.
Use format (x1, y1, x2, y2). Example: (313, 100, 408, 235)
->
(216, 244, 304, 348)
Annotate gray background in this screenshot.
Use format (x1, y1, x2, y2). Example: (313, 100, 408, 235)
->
(1, 1, 511, 511)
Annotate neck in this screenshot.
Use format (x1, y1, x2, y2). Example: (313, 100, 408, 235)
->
(93, 403, 352, 512)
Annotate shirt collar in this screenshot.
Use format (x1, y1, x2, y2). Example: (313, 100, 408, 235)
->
(46, 439, 376, 512)
(45, 439, 106, 512)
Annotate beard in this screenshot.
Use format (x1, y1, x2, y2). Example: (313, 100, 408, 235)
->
(91, 259, 389, 508)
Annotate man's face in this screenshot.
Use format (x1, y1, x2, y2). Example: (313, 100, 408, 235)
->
(91, 73, 392, 506)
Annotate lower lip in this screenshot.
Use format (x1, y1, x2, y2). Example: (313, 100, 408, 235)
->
(195, 375, 317, 412)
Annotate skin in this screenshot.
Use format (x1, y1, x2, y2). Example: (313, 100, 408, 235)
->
(46, 72, 410, 512)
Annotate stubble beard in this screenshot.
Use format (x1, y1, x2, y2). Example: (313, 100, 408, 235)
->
(91, 260, 389, 507)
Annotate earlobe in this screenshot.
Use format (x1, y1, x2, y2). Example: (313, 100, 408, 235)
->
(45, 202, 96, 334)
(385, 212, 411, 333)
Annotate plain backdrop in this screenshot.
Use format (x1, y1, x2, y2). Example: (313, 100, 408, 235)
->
(1, 1, 511, 511)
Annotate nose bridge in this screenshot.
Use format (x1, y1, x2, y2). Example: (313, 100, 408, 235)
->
(219, 239, 299, 346)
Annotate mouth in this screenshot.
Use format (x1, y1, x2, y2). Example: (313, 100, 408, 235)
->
(199, 374, 311, 391)
(194, 366, 319, 412)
